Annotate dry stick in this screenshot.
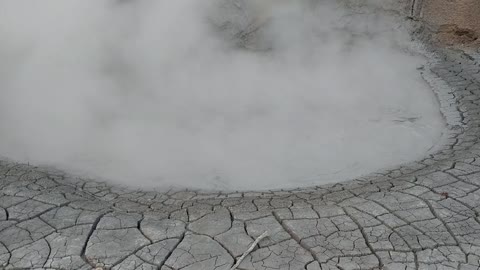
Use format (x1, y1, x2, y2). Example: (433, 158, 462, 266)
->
(230, 231, 269, 270)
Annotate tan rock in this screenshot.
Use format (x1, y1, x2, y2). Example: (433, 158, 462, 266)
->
(420, 0, 480, 46)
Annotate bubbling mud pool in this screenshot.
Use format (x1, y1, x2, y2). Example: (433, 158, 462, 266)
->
(0, 0, 445, 190)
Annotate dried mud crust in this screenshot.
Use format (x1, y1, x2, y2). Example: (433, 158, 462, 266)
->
(1, 47, 480, 270)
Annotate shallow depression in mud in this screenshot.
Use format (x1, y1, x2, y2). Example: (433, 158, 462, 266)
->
(0, 0, 445, 190)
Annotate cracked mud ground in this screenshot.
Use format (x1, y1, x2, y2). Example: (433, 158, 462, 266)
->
(3, 10, 480, 270)
(1, 47, 480, 270)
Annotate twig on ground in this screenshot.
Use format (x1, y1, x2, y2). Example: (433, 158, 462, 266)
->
(230, 231, 269, 270)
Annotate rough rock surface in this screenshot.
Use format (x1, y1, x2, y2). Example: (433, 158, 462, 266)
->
(421, 0, 480, 46)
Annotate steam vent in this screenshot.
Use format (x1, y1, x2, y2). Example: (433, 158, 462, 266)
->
(1, 0, 480, 269)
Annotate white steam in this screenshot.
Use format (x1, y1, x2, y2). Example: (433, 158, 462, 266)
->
(0, 0, 444, 190)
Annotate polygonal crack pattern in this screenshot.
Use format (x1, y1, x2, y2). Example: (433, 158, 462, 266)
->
(1, 41, 480, 270)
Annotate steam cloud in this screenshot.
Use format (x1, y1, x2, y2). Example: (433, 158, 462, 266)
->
(0, 0, 444, 190)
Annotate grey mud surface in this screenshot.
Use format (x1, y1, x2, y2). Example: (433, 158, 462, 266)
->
(2, 32, 480, 270)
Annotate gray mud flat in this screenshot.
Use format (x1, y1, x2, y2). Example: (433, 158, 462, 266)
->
(2, 0, 480, 269)
(0, 47, 480, 269)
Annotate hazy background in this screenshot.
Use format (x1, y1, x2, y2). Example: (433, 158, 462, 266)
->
(0, 0, 444, 190)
